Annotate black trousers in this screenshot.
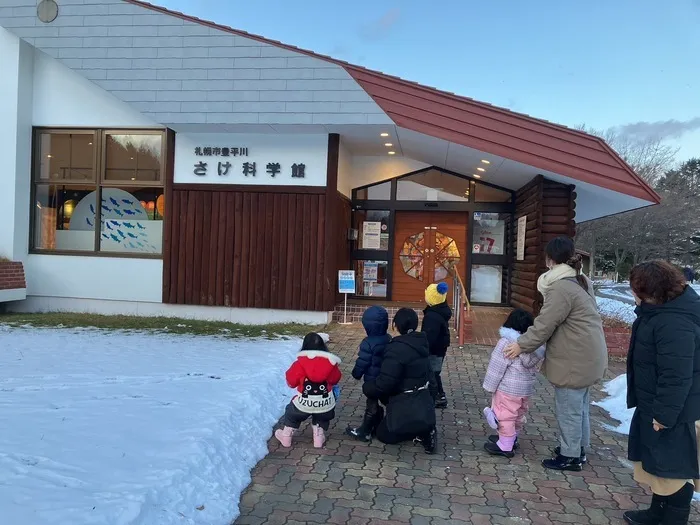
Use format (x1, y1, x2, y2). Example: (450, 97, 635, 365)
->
(282, 402, 335, 431)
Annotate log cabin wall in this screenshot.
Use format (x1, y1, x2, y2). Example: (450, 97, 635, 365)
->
(162, 134, 343, 313)
(510, 175, 576, 314)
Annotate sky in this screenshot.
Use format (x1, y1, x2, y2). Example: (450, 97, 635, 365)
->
(160, 0, 700, 162)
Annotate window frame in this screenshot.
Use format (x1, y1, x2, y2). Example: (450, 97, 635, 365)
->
(29, 127, 168, 259)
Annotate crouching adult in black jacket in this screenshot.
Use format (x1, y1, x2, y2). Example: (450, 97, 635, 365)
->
(363, 308, 438, 454)
(624, 261, 700, 525)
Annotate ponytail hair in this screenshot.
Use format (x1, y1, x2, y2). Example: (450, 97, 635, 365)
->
(545, 237, 588, 292)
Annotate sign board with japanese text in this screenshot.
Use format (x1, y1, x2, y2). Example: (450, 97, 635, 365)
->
(338, 271, 356, 294)
(174, 133, 328, 186)
(517, 215, 527, 261)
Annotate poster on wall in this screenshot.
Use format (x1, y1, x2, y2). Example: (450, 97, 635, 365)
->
(362, 222, 382, 250)
(473, 215, 506, 254)
(517, 215, 527, 261)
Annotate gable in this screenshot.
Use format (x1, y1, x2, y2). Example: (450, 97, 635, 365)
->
(0, 0, 390, 129)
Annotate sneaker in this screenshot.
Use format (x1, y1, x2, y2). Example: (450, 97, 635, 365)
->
(345, 426, 371, 442)
(435, 395, 448, 409)
(484, 440, 515, 458)
(552, 446, 587, 464)
(274, 426, 294, 448)
(488, 434, 519, 450)
(542, 454, 583, 472)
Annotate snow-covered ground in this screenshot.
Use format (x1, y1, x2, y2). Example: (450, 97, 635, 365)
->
(0, 326, 301, 525)
(596, 297, 637, 325)
(595, 374, 700, 501)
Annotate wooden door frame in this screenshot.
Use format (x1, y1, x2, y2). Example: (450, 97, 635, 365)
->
(350, 168, 515, 304)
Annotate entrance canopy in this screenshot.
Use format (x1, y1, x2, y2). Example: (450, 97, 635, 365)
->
(0, 0, 660, 221)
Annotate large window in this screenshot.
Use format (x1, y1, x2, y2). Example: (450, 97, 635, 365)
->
(32, 129, 166, 256)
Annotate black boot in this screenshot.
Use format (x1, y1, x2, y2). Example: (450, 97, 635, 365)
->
(489, 434, 519, 450)
(435, 393, 448, 409)
(623, 493, 666, 525)
(541, 454, 583, 472)
(552, 445, 587, 464)
(484, 441, 515, 458)
(661, 483, 693, 525)
(345, 411, 376, 442)
(416, 428, 438, 454)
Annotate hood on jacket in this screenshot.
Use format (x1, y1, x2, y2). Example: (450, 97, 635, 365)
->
(392, 331, 430, 358)
(362, 306, 389, 337)
(424, 301, 452, 322)
(636, 286, 700, 324)
(499, 327, 522, 342)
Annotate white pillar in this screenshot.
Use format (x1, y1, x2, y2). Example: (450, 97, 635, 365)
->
(0, 28, 33, 262)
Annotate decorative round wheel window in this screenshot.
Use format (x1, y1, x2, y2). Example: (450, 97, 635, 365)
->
(399, 232, 425, 280)
(434, 232, 461, 281)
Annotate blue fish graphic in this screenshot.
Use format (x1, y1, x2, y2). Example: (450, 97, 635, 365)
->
(136, 241, 144, 247)
(124, 209, 136, 216)
(114, 209, 124, 217)
(101, 233, 109, 240)
(122, 199, 133, 205)
(86, 217, 93, 227)
(127, 232, 138, 239)
(105, 222, 114, 231)
(89, 204, 95, 214)
(102, 205, 112, 212)
(109, 198, 120, 207)
(137, 223, 146, 230)
(117, 230, 126, 239)
(110, 234, 120, 242)
(123, 222, 135, 229)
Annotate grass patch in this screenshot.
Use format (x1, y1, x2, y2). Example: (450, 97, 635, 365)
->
(0, 312, 325, 339)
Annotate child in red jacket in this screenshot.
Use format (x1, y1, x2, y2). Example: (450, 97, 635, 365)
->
(274, 333, 342, 449)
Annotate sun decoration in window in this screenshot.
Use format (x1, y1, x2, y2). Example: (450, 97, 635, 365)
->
(399, 232, 425, 280)
(434, 232, 461, 281)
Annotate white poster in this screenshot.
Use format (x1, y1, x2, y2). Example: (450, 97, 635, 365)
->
(517, 215, 527, 261)
(471, 265, 503, 303)
(362, 222, 382, 250)
(473, 216, 506, 255)
(363, 261, 379, 282)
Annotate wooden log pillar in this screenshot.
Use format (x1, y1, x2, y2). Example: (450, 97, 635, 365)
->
(509, 175, 576, 314)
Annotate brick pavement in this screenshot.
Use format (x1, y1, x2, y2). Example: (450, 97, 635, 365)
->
(234, 324, 699, 525)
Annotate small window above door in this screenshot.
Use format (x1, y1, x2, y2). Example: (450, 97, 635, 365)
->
(396, 169, 470, 202)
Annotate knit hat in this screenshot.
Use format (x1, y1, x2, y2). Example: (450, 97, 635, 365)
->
(425, 282, 449, 306)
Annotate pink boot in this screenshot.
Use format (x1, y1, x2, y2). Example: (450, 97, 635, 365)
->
(312, 425, 326, 448)
(274, 426, 294, 448)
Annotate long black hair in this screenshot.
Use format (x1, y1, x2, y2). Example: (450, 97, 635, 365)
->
(545, 236, 587, 291)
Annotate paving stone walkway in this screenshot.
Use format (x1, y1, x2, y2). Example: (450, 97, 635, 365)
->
(234, 324, 699, 525)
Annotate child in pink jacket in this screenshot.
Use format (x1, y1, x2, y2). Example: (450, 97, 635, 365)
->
(482, 309, 545, 458)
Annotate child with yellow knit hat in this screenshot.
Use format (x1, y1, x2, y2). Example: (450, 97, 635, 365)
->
(422, 282, 452, 409)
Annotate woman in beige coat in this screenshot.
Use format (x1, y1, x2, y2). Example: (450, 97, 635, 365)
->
(505, 237, 607, 471)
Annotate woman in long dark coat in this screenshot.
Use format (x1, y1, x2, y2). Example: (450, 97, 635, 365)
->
(624, 261, 700, 525)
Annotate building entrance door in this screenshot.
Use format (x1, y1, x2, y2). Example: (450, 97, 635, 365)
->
(392, 211, 468, 303)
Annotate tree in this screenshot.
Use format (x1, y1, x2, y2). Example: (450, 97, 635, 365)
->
(575, 126, 680, 279)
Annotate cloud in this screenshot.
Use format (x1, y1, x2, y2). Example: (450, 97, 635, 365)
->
(617, 117, 700, 141)
(359, 8, 401, 40)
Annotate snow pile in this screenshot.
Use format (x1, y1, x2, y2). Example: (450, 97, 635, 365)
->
(0, 327, 299, 525)
(600, 287, 634, 301)
(597, 297, 637, 325)
(593, 374, 634, 434)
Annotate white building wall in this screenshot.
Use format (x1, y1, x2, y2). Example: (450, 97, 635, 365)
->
(0, 27, 33, 262)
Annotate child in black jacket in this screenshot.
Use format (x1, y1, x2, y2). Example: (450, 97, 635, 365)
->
(422, 282, 452, 408)
(346, 306, 391, 441)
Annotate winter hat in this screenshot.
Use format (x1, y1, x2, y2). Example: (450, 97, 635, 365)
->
(425, 282, 449, 306)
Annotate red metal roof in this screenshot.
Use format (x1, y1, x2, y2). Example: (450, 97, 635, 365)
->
(125, 0, 660, 204)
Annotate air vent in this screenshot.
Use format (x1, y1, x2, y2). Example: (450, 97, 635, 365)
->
(37, 0, 59, 24)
